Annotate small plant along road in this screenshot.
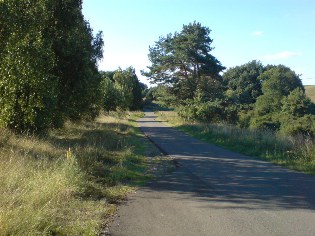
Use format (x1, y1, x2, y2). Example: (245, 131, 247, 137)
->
(110, 111, 315, 236)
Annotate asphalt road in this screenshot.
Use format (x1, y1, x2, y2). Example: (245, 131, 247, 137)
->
(110, 111, 315, 236)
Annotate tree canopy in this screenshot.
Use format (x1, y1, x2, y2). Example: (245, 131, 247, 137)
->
(142, 22, 225, 102)
(223, 60, 265, 106)
(0, 0, 103, 132)
(100, 67, 143, 112)
(250, 65, 313, 133)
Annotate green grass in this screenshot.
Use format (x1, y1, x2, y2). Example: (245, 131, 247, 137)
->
(0, 111, 161, 235)
(305, 85, 315, 103)
(158, 111, 315, 174)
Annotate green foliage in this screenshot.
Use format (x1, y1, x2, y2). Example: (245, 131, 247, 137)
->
(177, 99, 237, 124)
(259, 65, 304, 97)
(0, 0, 103, 132)
(114, 68, 137, 110)
(142, 21, 225, 102)
(142, 24, 314, 137)
(145, 90, 154, 101)
(249, 65, 315, 136)
(238, 109, 254, 128)
(0, 40, 58, 131)
(250, 113, 281, 131)
(222, 62, 311, 133)
(281, 88, 315, 117)
(146, 85, 177, 107)
(47, 1, 104, 121)
(100, 77, 120, 112)
(279, 115, 315, 136)
(223, 60, 264, 106)
(278, 88, 315, 135)
(100, 67, 143, 111)
(151, 58, 315, 137)
(132, 81, 144, 110)
(0, 0, 59, 131)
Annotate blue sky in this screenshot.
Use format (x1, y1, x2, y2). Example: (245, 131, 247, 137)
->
(83, 0, 315, 85)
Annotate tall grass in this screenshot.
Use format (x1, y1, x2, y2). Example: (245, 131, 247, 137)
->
(158, 111, 315, 174)
(0, 111, 151, 235)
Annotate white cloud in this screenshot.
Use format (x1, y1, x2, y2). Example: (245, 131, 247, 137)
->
(252, 31, 263, 36)
(260, 51, 302, 60)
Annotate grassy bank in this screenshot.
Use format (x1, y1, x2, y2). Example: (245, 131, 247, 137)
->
(0, 112, 160, 235)
(158, 111, 315, 174)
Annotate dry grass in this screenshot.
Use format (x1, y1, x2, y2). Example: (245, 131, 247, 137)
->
(0, 112, 152, 235)
(305, 85, 315, 103)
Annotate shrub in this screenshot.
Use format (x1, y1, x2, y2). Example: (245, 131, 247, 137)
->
(279, 115, 315, 136)
(177, 99, 237, 124)
(250, 114, 281, 131)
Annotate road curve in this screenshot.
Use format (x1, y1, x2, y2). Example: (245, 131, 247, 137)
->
(110, 111, 315, 236)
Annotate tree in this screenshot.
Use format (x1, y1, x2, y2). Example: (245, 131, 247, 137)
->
(139, 82, 149, 100)
(250, 65, 305, 131)
(278, 88, 315, 135)
(142, 22, 225, 102)
(0, 0, 59, 131)
(259, 65, 304, 97)
(148, 85, 177, 106)
(0, 0, 103, 132)
(47, 0, 104, 120)
(100, 67, 143, 111)
(100, 76, 119, 112)
(281, 88, 315, 117)
(113, 69, 133, 110)
(223, 60, 265, 106)
(253, 65, 304, 116)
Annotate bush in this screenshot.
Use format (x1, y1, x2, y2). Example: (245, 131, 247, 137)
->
(279, 115, 315, 136)
(250, 114, 281, 131)
(195, 101, 225, 123)
(177, 99, 237, 124)
(238, 109, 254, 128)
(177, 101, 198, 121)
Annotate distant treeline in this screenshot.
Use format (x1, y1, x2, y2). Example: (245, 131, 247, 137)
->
(143, 22, 315, 136)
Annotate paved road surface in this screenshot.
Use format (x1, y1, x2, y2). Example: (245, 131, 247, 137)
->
(110, 111, 315, 236)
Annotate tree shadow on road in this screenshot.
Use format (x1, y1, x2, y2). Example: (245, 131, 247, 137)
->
(139, 125, 315, 211)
